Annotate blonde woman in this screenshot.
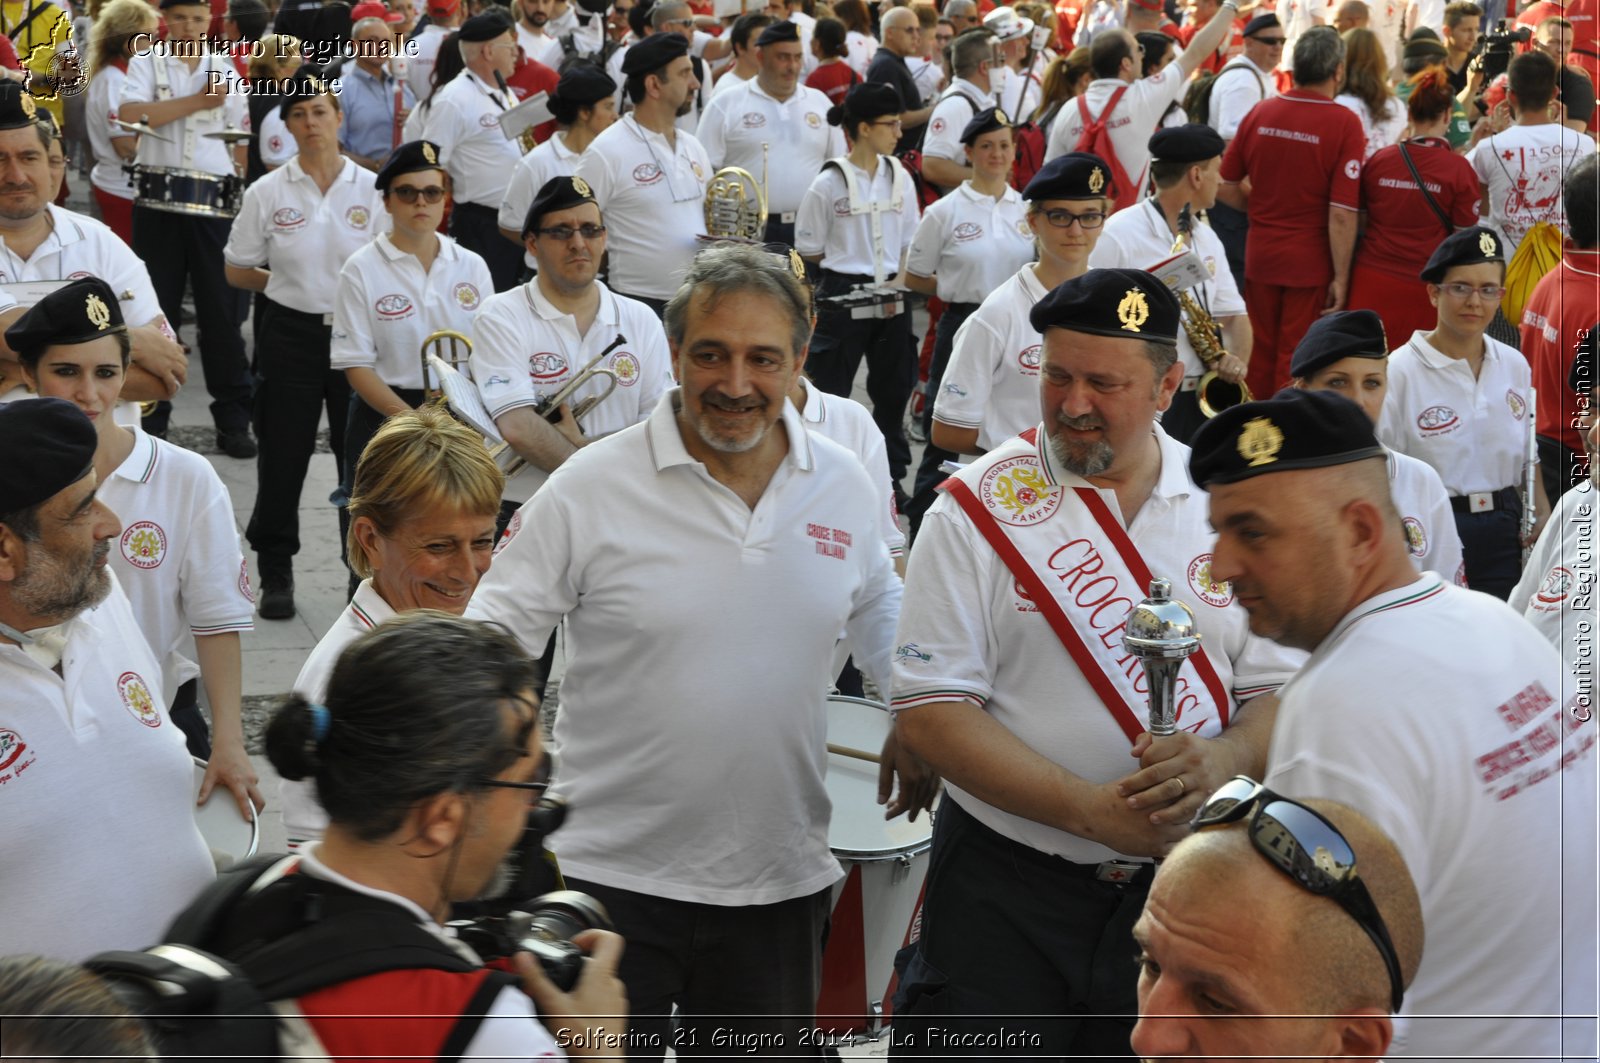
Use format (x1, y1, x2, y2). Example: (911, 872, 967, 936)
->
(86, 0, 159, 241)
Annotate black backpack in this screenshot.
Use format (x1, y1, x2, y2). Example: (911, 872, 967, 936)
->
(1183, 61, 1264, 126)
(84, 855, 517, 1063)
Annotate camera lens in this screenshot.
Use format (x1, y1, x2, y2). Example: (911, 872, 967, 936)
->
(520, 891, 614, 943)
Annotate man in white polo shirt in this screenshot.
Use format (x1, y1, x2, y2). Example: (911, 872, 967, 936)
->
(0, 398, 216, 962)
(696, 21, 841, 247)
(919, 29, 997, 193)
(467, 243, 926, 1062)
(577, 32, 710, 315)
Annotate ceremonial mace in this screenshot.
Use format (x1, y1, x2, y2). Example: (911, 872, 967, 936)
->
(1122, 577, 1200, 737)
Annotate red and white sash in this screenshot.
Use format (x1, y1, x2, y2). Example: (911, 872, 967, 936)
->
(943, 428, 1232, 744)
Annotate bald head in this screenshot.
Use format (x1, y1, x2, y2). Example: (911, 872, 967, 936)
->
(1334, 0, 1370, 29)
(882, 6, 918, 31)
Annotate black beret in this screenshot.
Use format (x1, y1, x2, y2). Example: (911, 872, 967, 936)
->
(5, 277, 127, 360)
(459, 8, 515, 41)
(621, 32, 690, 76)
(1403, 37, 1448, 59)
(554, 62, 617, 105)
(1189, 389, 1386, 488)
(1242, 12, 1280, 36)
(1571, 324, 1599, 395)
(0, 81, 41, 132)
(959, 105, 1011, 145)
(755, 20, 799, 45)
(1420, 225, 1502, 283)
(1028, 268, 1181, 346)
(0, 398, 98, 513)
(1148, 123, 1225, 163)
(278, 64, 337, 120)
(374, 139, 445, 191)
(1023, 151, 1113, 201)
(522, 174, 600, 238)
(1289, 310, 1389, 379)
(828, 81, 903, 125)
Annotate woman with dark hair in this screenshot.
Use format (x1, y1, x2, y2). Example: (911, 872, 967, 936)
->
(833, 0, 878, 74)
(1335, 27, 1406, 158)
(805, 16, 860, 104)
(1350, 69, 1480, 346)
(253, 612, 626, 1060)
(1138, 32, 1186, 128)
(1030, 45, 1091, 133)
(402, 30, 466, 141)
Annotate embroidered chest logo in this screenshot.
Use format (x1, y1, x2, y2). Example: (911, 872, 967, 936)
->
(529, 352, 569, 380)
(478, 113, 500, 128)
(1402, 516, 1427, 557)
(633, 163, 663, 185)
(1187, 553, 1234, 607)
(0, 728, 35, 783)
(805, 112, 821, 128)
(741, 112, 766, 128)
(1117, 289, 1148, 332)
(981, 457, 1061, 526)
(1535, 566, 1573, 606)
(1417, 404, 1459, 434)
(1016, 219, 1031, 237)
(120, 520, 167, 569)
(272, 206, 306, 230)
(375, 293, 414, 318)
(1017, 344, 1042, 375)
(453, 282, 481, 310)
(610, 351, 640, 386)
(832, 196, 852, 217)
(806, 522, 852, 560)
(953, 222, 983, 242)
(118, 671, 161, 728)
(1506, 389, 1527, 420)
(346, 206, 370, 229)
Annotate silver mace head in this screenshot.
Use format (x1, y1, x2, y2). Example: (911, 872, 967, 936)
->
(1122, 577, 1201, 737)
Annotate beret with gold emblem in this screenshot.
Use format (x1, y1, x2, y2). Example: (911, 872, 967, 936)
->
(374, 140, 445, 192)
(522, 174, 600, 238)
(1288, 309, 1389, 379)
(1420, 224, 1503, 283)
(6, 276, 127, 364)
(1028, 267, 1181, 346)
(1023, 150, 1113, 202)
(0, 80, 40, 132)
(0, 398, 98, 513)
(1189, 388, 1387, 488)
(959, 105, 1011, 145)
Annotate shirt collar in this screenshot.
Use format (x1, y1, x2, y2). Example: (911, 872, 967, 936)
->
(746, 78, 794, 104)
(349, 62, 391, 86)
(955, 181, 1021, 206)
(298, 844, 443, 928)
(349, 578, 398, 629)
(110, 422, 160, 485)
(646, 388, 815, 473)
(797, 375, 825, 424)
(376, 231, 460, 264)
(523, 276, 621, 327)
(284, 155, 357, 185)
(1314, 574, 1447, 655)
(1033, 421, 1194, 503)
(1403, 329, 1501, 371)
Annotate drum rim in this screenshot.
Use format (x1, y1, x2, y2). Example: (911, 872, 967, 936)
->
(135, 164, 243, 182)
(832, 838, 933, 860)
(191, 755, 261, 859)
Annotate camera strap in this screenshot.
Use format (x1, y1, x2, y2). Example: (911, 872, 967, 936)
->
(1399, 140, 1454, 234)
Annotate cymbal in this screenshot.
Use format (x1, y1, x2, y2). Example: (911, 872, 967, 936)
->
(203, 127, 255, 143)
(111, 117, 172, 142)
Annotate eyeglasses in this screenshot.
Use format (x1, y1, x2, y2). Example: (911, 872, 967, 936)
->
(1193, 776, 1406, 1014)
(1252, 35, 1286, 44)
(535, 223, 608, 241)
(390, 184, 447, 203)
(1040, 207, 1106, 229)
(1437, 282, 1505, 301)
(479, 749, 553, 801)
(869, 118, 904, 129)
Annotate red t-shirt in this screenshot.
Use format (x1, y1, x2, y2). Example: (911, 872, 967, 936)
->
(806, 61, 860, 107)
(1179, 17, 1244, 76)
(1356, 137, 1481, 277)
(1219, 88, 1367, 288)
(1521, 248, 1600, 453)
(509, 55, 560, 144)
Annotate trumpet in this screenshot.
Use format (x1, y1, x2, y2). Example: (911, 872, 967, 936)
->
(703, 143, 769, 242)
(1171, 205, 1251, 419)
(536, 333, 627, 426)
(422, 329, 472, 403)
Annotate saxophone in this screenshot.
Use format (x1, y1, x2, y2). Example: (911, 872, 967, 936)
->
(1172, 205, 1250, 418)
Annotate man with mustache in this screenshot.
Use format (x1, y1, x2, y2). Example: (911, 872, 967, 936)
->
(0, 398, 215, 962)
(890, 268, 1302, 1058)
(468, 242, 924, 1060)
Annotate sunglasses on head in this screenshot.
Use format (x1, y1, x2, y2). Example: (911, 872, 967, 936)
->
(1194, 776, 1405, 1013)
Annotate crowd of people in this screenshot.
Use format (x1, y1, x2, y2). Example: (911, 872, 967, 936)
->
(0, 0, 1596, 1054)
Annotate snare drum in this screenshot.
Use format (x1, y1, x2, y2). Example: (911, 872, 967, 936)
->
(192, 757, 260, 869)
(816, 695, 934, 1036)
(135, 166, 243, 219)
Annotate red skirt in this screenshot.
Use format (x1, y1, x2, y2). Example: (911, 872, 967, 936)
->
(1347, 259, 1436, 353)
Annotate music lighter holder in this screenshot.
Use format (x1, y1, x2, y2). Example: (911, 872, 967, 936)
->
(1122, 577, 1200, 737)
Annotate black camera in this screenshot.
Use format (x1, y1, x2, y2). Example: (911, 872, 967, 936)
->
(1472, 19, 1533, 83)
(450, 891, 615, 992)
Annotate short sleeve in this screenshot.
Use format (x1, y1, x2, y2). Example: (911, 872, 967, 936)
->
(119, 53, 157, 107)
(1328, 112, 1365, 209)
(889, 496, 996, 710)
(905, 203, 947, 278)
(223, 181, 269, 268)
(499, 154, 539, 235)
(696, 95, 729, 168)
(469, 298, 539, 418)
(921, 96, 969, 162)
(1218, 120, 1247, 182)
(330, 260, 377, 371)
(794, 169, 836, 255)
(932, 312, 998, 429)
(177, 465, 254, 635)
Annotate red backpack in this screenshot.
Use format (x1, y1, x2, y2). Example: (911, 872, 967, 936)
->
(1072, 84, 1136, 209)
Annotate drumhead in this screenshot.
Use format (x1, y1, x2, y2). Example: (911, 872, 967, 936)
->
(825, 695, 934, 860)
(191, 757, 260, 863)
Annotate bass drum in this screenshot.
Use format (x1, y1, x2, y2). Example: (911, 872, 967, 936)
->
(135, 166, 243, 219)
(192, 756, 260, 869)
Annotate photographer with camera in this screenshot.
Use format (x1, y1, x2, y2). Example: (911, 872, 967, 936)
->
(230, 612, 627, 1060)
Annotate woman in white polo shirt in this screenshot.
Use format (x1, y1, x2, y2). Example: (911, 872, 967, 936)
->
(14, 277, 261, 818)
(1377, 225, 1550, 600)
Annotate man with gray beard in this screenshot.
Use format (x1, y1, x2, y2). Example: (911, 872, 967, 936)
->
(0, 398, 215, 963)
(888, 268, 1303, 1058)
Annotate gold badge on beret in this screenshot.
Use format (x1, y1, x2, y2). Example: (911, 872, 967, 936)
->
(19, 91, 35, 119)
(422, 142, 437, 164)
(85, 293, 111, 331)
(572, 176, 593, 199)
(1088, 166, 1105, 194)
(1478, 231, 1496, 257)
(996, 108, 1011, 127)
(1117, 288, 1148, 333)
(1237, 416, 1284, 467)
(788, 248, 806, 282)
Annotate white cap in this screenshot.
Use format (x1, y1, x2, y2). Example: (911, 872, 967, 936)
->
(982, 6, 1034, 42)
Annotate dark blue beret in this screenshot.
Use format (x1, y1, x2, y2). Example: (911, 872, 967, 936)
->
(960, 105, 1012, 145)
(1189, 389, 1386, 488)
(756, 20, 799, 45)
(279, 64, 337, 120)
(0, 80, 39, 132)
(621, 32, 690, 76)
(554, 62, 617, 105)
(1028, 268, 1181, 346)
(1420, 225, 1503, 283)
(0, 398, 99, 514)
(1289, 310, 1389, 379)
(522, 174, 600, 238)
(374, 140, 445, 191)
(459, 9, 514, 41)
(1242, 12, 1280, 36)
(1023, 151, 1113, 201)
(1148, 123, 1225, 163)
(6, 277, 127, 360)
(828, 81, 903, 125)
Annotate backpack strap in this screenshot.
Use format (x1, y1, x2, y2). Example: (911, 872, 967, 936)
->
(435, 972, 526, 1063)
(1399, 140, 1454, 234)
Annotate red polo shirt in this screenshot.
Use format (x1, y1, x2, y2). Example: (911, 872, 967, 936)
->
(1357, 137, 1481, 277)
(1219, 88, 1366, 288)
(1178, 16, 1244, 75)
(1521, 248, 1600, 454)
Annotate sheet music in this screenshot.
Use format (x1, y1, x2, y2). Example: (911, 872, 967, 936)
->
(498, 92, 553, 142)
(429, 355, 505, 442)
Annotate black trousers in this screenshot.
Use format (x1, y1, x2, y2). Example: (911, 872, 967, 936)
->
(451, 200, 524, 293)
(806, 270, 916, 484)
(614, 290, 669, 318)
(1206, 200, 1249, 293)
(245, 300, 349, 571)
(906, 300, 980, 541)
(1160, 384, 1206, 446)
(343, 387, 426, 492)
(763, 216, 796, 248)
(1538, 434, 1585, 505)
(131, 204, 253, 434)
(561, 876, 832, 1062)
(1453, 487, 1523, 600)
(891, 800, 1147, 1060)
(168, 677, 210, 759)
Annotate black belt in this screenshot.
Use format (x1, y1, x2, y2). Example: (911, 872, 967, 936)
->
(454, 200, 499, 215)
(263, 297, 333, 326)
(1449, 486, 1520, 514)
(946, 798, 1155, 888)
(944, 301, 982, 314)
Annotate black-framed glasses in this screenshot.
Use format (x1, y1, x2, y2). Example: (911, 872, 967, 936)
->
(535, 223, 607, 241)
(1253, 35, 1287, 44)
(479, 749, 554, 801)
(1041, 207, 1106, 230)
(1194, 776, 1406, 1013)
(390, 184, 447, 204)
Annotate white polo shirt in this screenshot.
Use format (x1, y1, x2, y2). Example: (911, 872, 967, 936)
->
(421, 69, 523, 207)
(406, 23, 452, 102)
(467, 391, 902, 905)
(1044, 60, 1187, 200)
(992, 65, 1040, 132)
(797, 375, 906, 558)
(331, 232, 494, 389)
(1090, 199, 1246, 379)
(498, 130, 585, 272)
(101, 424, 254, 701)
(1510, 479, 1597, 706)
(1377, 331, 1532, 495)
(0, 576, 216, 961)
(121, 48, 247, 176)
(1207, 54, 1273, 141)
(933, 263, 1048, 450)
(257, 108, 294, 169)
(695, 78, 843, 217)
(907, 182, 1034, 305)
(893, 426, 1303, 864)
(794, 157, 920, 277)
(574, 116, 711, 300)
(224, 157, 385, 315)
(920, 78, 993, 170)
(0, 205, 165, 329)
(605, 36, 714, 134)
(708, 69, 751, 100)
(469, 277, 673, 502)
(1265, 576, 1596, 1063)
(516, 22, 565, 70)
(87, 63, 134, 199)
(1389, 447, 1466, 586)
